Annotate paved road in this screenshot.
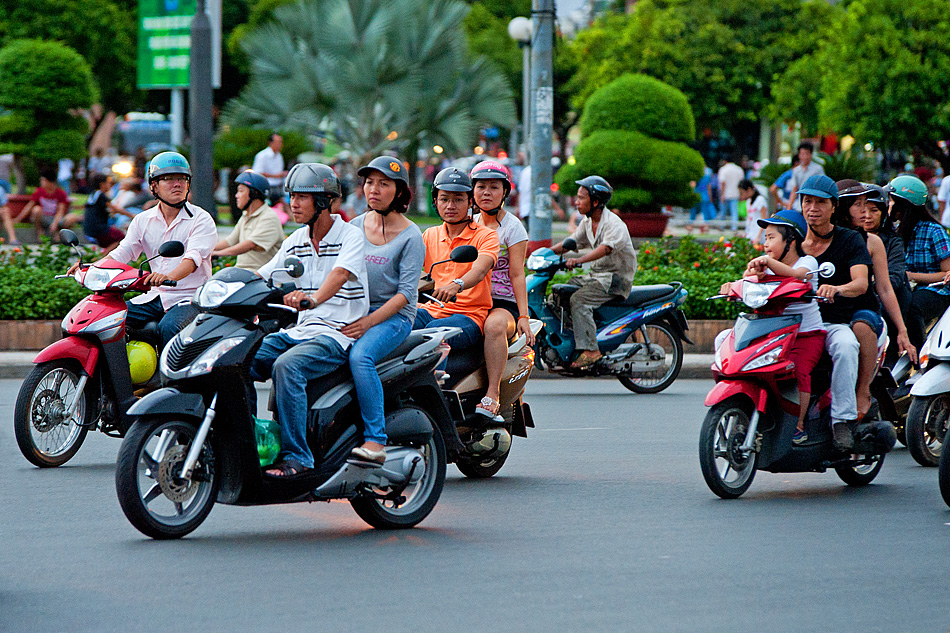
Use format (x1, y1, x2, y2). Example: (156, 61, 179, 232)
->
(1, 378, 948, 633)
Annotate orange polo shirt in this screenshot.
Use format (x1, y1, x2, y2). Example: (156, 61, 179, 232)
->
(422, 222, 499, 330)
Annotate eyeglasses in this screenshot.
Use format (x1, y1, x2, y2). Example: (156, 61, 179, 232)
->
(159, 175, 190, 183)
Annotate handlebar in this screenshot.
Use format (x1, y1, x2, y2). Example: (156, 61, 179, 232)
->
(299, 298, 313, 310)
(161, 280, 177, 287)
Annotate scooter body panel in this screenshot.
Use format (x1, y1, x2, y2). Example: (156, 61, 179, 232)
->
(910, 361, 950, 397)
(33, 336, 100, 376)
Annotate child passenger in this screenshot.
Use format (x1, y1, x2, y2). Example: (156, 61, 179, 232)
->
(718, 210, 827, 444)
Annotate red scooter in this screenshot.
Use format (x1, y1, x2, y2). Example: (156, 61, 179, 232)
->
(14, 229, 184, 467)
(698, 274, 897, 499)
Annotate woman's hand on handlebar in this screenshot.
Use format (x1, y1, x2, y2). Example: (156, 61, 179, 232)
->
(431, 283, 460, 303)
(283, 290, 313, 311)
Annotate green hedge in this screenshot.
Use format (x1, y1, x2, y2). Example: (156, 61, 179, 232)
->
(579, 74, 695, 143)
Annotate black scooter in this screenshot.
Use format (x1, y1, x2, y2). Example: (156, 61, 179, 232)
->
(114, 257, 464, 539)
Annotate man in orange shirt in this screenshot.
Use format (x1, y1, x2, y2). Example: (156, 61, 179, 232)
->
(414, 167, 498, 352)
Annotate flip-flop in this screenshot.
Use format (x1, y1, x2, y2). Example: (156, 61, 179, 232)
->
(264, 459, 309, 478)
(475, 396, 504, 422)
(570, 354, 601, 370)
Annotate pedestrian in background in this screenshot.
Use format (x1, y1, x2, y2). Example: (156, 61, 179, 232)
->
(785, 141, 824, 211)
(688, 164, 716, 231)
(252, 133, 288, 206)
(718, 156, 744, 232)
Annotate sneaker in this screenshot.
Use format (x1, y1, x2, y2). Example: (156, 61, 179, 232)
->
(832, 422, 854, 451)
(792, 429, 807, 445)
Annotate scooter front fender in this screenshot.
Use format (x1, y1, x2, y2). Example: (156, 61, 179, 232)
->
(909, 362, 950, 397)
(705, 379, 769, 412)
(33, 336, 99, 376)
(126, 387, 206, 421)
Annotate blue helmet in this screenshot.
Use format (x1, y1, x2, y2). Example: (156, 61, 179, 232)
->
(758, 209, 807, 240)
(234, 169, 269, 201)
(797, 174, 838, 202)
(146, 151, 191, 185)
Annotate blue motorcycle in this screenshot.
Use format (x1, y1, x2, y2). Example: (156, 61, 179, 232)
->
(525, 238, 692, 393)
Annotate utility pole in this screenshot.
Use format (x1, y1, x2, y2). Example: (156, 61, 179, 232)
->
(528, 0, 554, 252)
(189, 0, 215, 219)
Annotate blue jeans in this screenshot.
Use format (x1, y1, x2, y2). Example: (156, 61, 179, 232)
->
(720, 198, 739, 231)
(125, 297, 199, 349)
(413, 309, 481, 349)
(249, 332, 348, 469)
(349, 313, 412, 445)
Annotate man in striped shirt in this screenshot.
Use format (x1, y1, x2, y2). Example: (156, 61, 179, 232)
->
(251, 163, 368, 477)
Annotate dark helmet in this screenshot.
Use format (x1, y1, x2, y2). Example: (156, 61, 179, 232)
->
(575, 175, 612, 207)
(147, 151, 191, 185)
(864, 183, 888, 209)
(284, 162, 341, 197)
(836, 179, 872, 199)
(470, 160, 513, 197)
(432, 167, 473, 200)
(234, 169, 269, 201)
(357, 156, 412, 213)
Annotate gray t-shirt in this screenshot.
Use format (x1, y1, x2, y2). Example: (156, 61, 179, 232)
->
(790, 161, 825, 210)
(350, 214, 425, 321)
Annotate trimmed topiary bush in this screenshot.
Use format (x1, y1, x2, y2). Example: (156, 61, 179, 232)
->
(579, 74, 695, 143)
(556, 74, 703, 215)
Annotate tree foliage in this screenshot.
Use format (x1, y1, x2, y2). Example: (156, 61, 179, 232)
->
(0, 39, 96, 167)
(773, 0, 950, 169)
(213, 127, 310, 170)
(223, 0, 516, 162)
(0, 0, 136, 115)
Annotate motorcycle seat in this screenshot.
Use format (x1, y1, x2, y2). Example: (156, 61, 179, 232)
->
(380, 331, 429, 363)
(551, 284, 581, 301)
(444, 345, 484, 389)
(127, 321, 161, 347)
(604, 284, 676, 308)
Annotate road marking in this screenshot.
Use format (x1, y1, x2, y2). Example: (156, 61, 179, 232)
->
(535, 427, 610, 432)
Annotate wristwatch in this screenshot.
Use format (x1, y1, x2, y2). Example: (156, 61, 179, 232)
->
(451, 278, 465, 291)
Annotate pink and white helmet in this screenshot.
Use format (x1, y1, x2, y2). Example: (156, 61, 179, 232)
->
(470, 160, 513, 197)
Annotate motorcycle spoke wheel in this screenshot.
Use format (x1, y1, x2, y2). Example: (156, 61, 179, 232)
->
(14, 361, 91, 467)
(115, 418, 217, 539)
(699, 399, 758, 499)
(616, 322, 683, 394)
(906, 395, 950, 467)
(350, 409, 445, 529)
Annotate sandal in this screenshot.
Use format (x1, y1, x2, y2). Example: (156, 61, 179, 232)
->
(570, 353, 601, 370)
(475, 396, 504, 422)
(264, 459, 309, 478)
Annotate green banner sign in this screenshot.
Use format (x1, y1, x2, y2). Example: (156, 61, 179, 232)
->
(137, 0, 196, 89)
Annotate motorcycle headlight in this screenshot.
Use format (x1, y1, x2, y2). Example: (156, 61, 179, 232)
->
(196, 280, 244, 309)
(741, 281, 780, 309)
(742, 346, 784, 371)
(82, 267, 122, 291)
(187, 336, 246, 377)
(526, 254, 552, 271)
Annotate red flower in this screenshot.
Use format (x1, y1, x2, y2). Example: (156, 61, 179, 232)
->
(693, 262, 700, 268)
(652, 266, 659, 271)
(724, 242, 732, 248)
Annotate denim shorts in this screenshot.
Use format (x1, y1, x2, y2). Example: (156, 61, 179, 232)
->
(851, 309, 884, 337)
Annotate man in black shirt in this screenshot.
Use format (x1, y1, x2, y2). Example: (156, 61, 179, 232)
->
(800, 174, 883, 450)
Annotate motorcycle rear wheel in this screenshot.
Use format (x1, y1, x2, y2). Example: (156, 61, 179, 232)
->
(14, 360, 93, 467)
(617, 322, 683, 394)
(834, 455, 885, 486)
(456, 447, 510, 478)
(699, 398, 758, 499)
(115, 417, 218, 539)
(350, 408, 445, 529)
(905, 395, 949, 467)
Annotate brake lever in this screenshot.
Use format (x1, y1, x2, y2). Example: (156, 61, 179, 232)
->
(420, 292, 445, 308)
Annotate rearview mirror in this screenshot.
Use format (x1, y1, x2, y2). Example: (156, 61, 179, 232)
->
(561, 238, 577, 253)
(450, 245, 478, 264)
(283, 257, 304, 278)
(59, 229, 79, 247)
(158, 241, 185, 258)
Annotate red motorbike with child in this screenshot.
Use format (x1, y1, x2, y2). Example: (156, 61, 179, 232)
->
(13, 229, 183, 467)
(698, 274, 897, 499)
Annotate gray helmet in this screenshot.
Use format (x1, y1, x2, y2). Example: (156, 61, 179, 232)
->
(234, 169, 269, 201)
(147, 151, 191, 185)
(432, 167, 473, 200)
(357, 156, 408, 185)
(283, 163, 341, 197)
(575, 175, 612, 207)
(864, 183, 888, 209)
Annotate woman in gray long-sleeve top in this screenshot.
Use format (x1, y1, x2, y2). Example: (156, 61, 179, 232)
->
(341, 156, 425, 465)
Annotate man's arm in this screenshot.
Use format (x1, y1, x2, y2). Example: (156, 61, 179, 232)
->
(214, 239, 259, 256)
(566, 244, 611, 269)
(13, 200, 34, 222)
(817, 264, 869, 299)
(49, 200, 68, 232)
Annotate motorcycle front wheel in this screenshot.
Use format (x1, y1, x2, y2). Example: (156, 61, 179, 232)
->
(115, 417, 218, 539)
(905, 395, 950, 467)
(350, 408, 446, 529)
(699, 398, 759, 499)
(617, 322, 683, 394)
(14, 360, 93, 467)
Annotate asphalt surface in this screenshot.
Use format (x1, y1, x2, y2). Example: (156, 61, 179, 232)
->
(2, 377, 949, 633)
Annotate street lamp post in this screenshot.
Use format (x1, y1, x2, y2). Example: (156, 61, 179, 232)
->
(528, 0, 554, 252)
(507, 17, 532, 157)
(189, 0, 215, 218)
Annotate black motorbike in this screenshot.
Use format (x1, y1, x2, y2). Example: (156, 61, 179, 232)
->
(114, 257, 463, 539)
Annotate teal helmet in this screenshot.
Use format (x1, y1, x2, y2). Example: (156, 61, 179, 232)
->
(146, 151, 191, 185)
(886, 174, 927, 207)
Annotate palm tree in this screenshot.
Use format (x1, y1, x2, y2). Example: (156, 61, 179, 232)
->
(222, 0, 516, 163)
